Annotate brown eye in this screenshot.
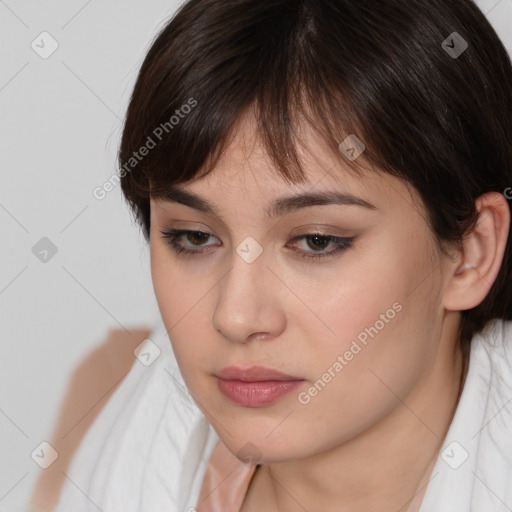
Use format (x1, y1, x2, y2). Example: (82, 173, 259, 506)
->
(288, 234, 356, 261)
(185, 231, 211, 245)
(305, 235, 331, 251)
(159, 229, 219, 256)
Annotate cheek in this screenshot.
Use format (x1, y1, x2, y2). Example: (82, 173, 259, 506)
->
(291, 233, 439, 392)
(150, 246, 219, 387)
(290, 248, 409, 358)
(150, 249, 194, 355)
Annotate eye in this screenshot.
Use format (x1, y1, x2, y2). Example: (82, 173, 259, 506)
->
(287, 233, 355, 260)
(159, 229, 220, 256)
(159, 229, 355, 261)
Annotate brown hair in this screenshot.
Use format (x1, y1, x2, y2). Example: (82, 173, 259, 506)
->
(119, 0, 512, 353)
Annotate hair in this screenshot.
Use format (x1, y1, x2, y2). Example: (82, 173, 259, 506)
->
(118, 0, 512, 358)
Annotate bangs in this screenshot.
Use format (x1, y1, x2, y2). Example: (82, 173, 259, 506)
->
(119, 1, 416, 208)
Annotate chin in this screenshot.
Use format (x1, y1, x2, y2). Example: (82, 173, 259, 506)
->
(218, 427, 308, 465)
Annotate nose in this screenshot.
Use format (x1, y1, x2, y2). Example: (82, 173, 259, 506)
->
(211, 251, 286, 344)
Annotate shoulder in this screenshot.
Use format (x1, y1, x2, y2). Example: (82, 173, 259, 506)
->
(418, 318, 512, 511)
(478, 317, 512, 427)
(467, 318, 512, 508)
(54, 318, 211, 512)
(473, 317, 512, 385)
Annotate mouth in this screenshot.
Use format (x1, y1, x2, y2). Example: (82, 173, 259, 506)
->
(215, 366, 305, 407)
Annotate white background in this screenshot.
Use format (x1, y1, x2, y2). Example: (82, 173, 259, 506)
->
(0, 1, 510, 511)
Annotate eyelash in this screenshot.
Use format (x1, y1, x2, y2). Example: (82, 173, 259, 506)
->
(159, 229, 355, 261)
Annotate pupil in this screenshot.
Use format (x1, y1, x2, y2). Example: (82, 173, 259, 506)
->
(188, 231, 208, 245)
(308, 235, 328, 251)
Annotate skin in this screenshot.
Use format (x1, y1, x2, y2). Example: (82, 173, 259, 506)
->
(149, 112, 510, 511)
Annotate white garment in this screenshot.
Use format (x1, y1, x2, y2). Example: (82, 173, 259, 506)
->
(53, 317, 512, 512)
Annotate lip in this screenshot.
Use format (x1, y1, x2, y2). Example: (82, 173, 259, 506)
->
(216, 366, 305, 407)
(216, 365, 303, 382)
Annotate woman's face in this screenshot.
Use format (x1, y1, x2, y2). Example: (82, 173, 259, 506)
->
(149, 114, 456, 463)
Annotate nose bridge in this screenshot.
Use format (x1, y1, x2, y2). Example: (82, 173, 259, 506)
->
(212, 245, 284, 342)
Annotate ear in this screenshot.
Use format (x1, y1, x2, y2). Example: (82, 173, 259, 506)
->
(442, 191, 510, 312)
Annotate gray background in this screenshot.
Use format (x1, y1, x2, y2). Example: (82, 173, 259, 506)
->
(0, 1, 510, 511)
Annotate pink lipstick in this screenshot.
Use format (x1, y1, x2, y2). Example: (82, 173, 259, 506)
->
(216, 366, 304, 407)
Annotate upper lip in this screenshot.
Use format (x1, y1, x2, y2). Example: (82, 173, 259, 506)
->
(216, 366, 304, 382)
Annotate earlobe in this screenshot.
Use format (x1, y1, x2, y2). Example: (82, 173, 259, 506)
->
(443, 191, 510, 312)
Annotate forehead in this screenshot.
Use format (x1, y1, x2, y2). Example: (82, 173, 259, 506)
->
(181, 112, 376, 193)
(150, 111, 423, 221)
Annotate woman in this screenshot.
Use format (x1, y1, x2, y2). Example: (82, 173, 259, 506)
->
(55, 0, 512, 511)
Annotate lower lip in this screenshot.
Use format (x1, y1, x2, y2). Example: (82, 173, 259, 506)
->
(217, 378, 304, 407)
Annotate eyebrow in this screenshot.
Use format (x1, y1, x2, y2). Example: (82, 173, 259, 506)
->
(159, 187, 377, 218)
